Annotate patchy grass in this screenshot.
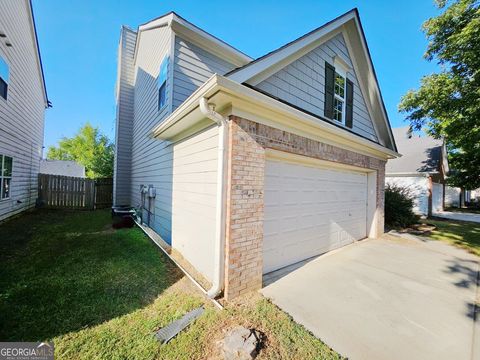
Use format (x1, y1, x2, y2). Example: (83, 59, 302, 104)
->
(0, 210, 342, 359)
(425, 218, 480, 256)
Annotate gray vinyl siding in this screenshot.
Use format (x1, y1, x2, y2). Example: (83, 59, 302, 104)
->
(113, 27, 136, 206)
(0, 0, 46, 221)
(126, 31, 236, 243)
(130, 25, 173, 242)
(256, 33, 378, 141)
(172, 36, 236, 110)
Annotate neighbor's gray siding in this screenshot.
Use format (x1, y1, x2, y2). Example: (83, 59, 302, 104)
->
(256, 33, 378, 142)
(172, 36, 236, 110)
(113, 26, 136, 206)
(0, 0, 46, 221)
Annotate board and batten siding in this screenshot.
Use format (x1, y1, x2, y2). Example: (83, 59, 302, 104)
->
(256, 33, 378, 142)
(172, 36, 236, 110)
(0, 0, 46, 221)
(113, 26, 136, 206)
(171, 126, 218, 281)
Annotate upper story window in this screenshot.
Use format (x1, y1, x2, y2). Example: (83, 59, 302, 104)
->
(158, 56, 168, 110)
(0, 55, 9, 100)
(0, 155, 13, 199)
(324, 59, 354, 129)
(333, 72, 345, 122)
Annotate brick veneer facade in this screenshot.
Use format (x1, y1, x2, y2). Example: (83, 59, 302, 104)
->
(224, 116, 386, 300)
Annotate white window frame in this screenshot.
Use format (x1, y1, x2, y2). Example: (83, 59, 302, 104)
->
(0, 54, 9, 101)
(158, 56, 168, 110)
(0, 155, 13, 200)
(333, 70, 346, 123)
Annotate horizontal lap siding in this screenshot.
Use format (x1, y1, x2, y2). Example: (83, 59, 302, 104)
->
(256, 33, 378, 142)
(0, 0, 45, 220)
(171, 126, 218, 281)
(131, 26, 173, 242)
(172, 36, 236, 110)
(114, 27, 136, 205)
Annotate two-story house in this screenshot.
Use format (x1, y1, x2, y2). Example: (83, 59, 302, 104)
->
(114, 9, 399, 300)
(0, 0, 49, 221)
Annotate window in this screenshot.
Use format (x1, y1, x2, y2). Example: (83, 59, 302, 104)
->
(0, 55, 9, 100)
(0, 155, 12, 199)
(333, 72, 345, 122)
(158, 57, 168, 110)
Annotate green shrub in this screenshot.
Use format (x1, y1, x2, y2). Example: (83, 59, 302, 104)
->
(384, 183, 418, 228)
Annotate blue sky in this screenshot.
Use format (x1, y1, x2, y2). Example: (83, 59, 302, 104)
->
(33, 0, 441, 150)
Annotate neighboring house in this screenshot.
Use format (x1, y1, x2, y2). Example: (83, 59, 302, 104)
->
(0, 0, 49, 221)
(114, 9, 398, 300)
(445, 186, 461, 208)
(40, 159, 86, 178)
(386, 127, 448, 216)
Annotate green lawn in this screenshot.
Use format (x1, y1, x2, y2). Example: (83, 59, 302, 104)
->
(425, 218, 480, 256)
(0, 210, 342, 360)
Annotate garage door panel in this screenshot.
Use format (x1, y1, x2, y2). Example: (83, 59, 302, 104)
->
(263, 160, 368, 274)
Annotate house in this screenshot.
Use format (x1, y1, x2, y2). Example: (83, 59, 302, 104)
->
(386, 127, 448, 216)
(113, 9, 399, 300)
(40, 159, 86, 178)
(0, 0, 49, 221)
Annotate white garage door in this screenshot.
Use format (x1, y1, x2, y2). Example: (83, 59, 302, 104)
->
(432, 183, 443, 214)
(263, 159, 368, 274)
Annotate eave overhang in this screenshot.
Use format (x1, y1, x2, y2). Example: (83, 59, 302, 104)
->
(152, 74, 401, 160)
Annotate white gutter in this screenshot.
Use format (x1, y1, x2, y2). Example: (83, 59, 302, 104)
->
(199, 97, 228, 298)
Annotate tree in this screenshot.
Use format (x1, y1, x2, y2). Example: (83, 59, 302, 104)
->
(398, 0, 480, 189)
(47, 123, 114, 179)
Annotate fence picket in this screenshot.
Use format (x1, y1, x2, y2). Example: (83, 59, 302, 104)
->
(37, 174, 112, 210)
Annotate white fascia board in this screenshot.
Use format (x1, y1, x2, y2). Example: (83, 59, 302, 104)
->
(27, 0, 49, 107)
(170, 14, 252, 67)
(228, 12, 355, 84)
(152, 75, 401, 160)
(386, 172, 438, 177)
(350, 16, 396, 151)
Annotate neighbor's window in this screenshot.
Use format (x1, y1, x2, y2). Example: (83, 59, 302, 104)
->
(0, 55, 9, 100)
(158, 57, 168, 110)
(333, 72, 345, 122)
(0, 155, 13, 199)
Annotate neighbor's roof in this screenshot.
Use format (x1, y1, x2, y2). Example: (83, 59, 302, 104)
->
(386, 127, 445, 174)
(40, 160, 85, 178)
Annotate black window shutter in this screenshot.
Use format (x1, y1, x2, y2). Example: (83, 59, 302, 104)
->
(324, 62, 335, 119)
(345, 79, 354, 128)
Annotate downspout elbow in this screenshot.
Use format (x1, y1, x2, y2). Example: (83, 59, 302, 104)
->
(199, 97, 228, 299)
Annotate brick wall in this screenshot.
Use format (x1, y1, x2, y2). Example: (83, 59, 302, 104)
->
(224, 116, 386, 300)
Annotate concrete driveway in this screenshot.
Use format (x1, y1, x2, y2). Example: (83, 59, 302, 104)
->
(433, 210, 480, 223)
(262, 235, 479, 360)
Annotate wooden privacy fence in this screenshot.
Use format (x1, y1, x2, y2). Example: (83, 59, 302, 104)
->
(37, 173, 113, 210)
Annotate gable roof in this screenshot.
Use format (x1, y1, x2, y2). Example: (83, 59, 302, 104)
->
(226, 8, 396, 152)
(386, 127, 447, 175)
(134, 11, 252, 68)
(27, 0, 50, 108)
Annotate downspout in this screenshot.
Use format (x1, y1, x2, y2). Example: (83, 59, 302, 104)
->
(199, 97, 228, 298)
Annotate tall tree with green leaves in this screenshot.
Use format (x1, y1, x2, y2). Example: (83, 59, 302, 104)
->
(399, 0, 480, 189)
(47, 123, 114, 179)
